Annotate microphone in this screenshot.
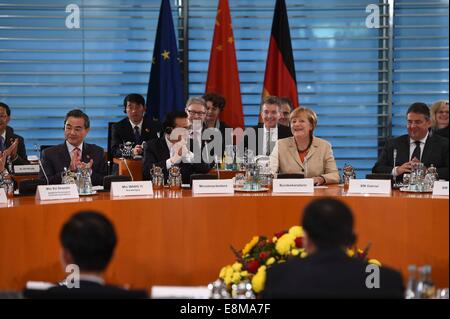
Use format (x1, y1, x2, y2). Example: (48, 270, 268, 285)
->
(121, 158, 134, 181)
(34, 143, 49, 185)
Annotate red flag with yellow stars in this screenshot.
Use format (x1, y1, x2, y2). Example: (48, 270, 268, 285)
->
(205, 0, 244, 128)
(262, 0, 299, 110)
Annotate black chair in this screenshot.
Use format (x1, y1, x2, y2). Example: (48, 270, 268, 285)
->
(107, 122, 117, 163)
(102, 175, 131, 191)
(276, 173, 305, 179)
(190, 174, 218, 187)
(39, 145, 53, 158)
(18, 179, 46, 195)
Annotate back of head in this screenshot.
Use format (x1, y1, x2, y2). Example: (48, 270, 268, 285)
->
(302, 198, 356, 249)
(60, 211, 117, 272)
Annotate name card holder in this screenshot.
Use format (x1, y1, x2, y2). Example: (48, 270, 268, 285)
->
(272, 178, 314, 193)
(433, 181, 449, 196)
(13, 165, 40, 174)
(192, 179, 234, 194)
(36, 184, 79, 201)
(347, 179, 391, 194)
(0, 188, 7, 203)
(111, 181, 153, 197)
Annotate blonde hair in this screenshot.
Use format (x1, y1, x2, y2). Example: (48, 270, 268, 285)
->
(289, 107, 317, 130)
(430, 100, 449, 129)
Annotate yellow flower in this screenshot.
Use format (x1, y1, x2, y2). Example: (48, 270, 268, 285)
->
(240, 271, 249, 278)
(219, 265, 229, 279)
(242, 236, 259, 255)
(300, 251, 308, 258)
(368, 259, 382, 267)
(272, 236, 278, 243)
(291, 249, 300, 256)
(251, 266, 266, 293)
(358, 249, 363, 254)
(232, 272, 241, 284)
(266, 257, 276, 266)
(232, 262, 242, 272)
(278, 259, 286, 264)
(347, 249, 355, 257)
(275, 233, 295, 255)
(289, 226, 304, 238)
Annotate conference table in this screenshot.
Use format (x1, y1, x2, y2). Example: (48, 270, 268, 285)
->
(0, 185, 448, 293)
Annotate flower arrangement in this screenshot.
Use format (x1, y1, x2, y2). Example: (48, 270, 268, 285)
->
(218, 225, 381, 296)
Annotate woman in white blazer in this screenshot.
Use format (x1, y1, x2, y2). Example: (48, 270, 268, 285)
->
(270, 107, 340, 185)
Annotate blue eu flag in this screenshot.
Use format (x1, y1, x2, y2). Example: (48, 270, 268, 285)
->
(146, 0, 184, 122)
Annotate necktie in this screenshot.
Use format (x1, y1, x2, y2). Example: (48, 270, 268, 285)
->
(411, 141, 421, 161)
(72, 147, 81, 161)
(0, 136, 4, 152)
(265, 131, 271, 156)
(134, 126, 141, 144)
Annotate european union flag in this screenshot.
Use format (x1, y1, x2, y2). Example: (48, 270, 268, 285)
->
(146, 0, 184, 122)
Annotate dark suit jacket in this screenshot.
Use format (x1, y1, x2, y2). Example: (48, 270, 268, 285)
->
(143, 136, 211, 184)
(203, 120, 231, 159)
(244, 124, 292, 156)
(5, 126, 29, 165)
(111, 117, 161, 158)
(39, 142, 106, 186)
(261, 249, 404, 299)
(435, 126, 449, 139)
(23, 280, 147, 299)
(372, 134, 449, 181)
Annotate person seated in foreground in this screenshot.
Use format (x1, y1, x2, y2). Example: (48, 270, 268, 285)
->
(262, 198, 404, 299)
(24, 211, 147, 299)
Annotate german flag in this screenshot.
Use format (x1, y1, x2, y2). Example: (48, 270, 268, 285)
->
(262, 0, 299, 109)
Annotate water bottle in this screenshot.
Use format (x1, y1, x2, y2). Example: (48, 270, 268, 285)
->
(415, 265, 436, 299)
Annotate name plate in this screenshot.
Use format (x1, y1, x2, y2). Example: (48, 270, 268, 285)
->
(111, 181, 153, 197)
(433, 181, 449, 196)
(13, 164, 40, 174)
(348, 179, 391, 194)
(192, 179, 234, 194)
(272, 178, 314, 193)
(36, 184, 79, 201)
(0, 188, 7, 203)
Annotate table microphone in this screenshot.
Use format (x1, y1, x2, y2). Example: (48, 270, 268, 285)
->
(393, 148, 398, 186)
(34, 143, 49, 185)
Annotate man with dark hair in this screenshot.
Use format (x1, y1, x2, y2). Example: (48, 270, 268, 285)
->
(278, 96, 293, 127)
(0, 102, 29, 165)
(248, 96, 292, 156)
(24, 211, 147, 298)
(142, 110, 210, 184)
(373, 102, 449, 181)
(110, 94, 161, 158)
(39, 109, 106, 185)
(262, 198, 404, 298)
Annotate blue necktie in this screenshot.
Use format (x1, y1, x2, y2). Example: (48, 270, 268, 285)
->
(134, 126, 142, 144)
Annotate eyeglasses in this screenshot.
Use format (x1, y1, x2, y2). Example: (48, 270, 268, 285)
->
(187, 110, 206, 116)
(437, 110, 449, 114)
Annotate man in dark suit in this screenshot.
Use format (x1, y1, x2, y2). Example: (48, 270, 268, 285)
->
(244, 96, 292, 156)
(111, 94, 161, 158)
(435, 126, 449, 139)
(373, 102, 449, 181)
(24, 211, 147, 299)
(262, 198, 405, 299)
(39, 109, 106, 185)
(0, 102, 29, 166)
(143, 111, 210, 184)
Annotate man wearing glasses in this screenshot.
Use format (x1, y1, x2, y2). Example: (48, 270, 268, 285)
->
(39, 109, 106, 185)
(185, 97, 209, 162)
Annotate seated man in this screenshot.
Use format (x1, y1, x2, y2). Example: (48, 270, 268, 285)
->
(24, 211, 147, 299)
(278, 96, 293, 127)
(39, 109, 106, 185)
(0, 102, 29, 166)
(111, 94, 161, 158)
(372, 102, 449, 181)
(143, 110, 210, 185)
(262, 198, 405, 298)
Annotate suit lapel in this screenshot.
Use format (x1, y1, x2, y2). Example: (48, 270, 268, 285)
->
(287, 138, 303, 169)
(157, 137, 170, 162)
(421, 135, 433, 164)
(61, 143, 72, 167)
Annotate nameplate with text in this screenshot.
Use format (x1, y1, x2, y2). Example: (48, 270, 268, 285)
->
(36, 184, 79, 201)
(13, 164, 40, 174)
(192, 179, 234, 194)
(272, 179, 314, 193)
(348, 179, 391, 194)
(111, 181, 153, 197)
(0, 188, 7, 203)
(433, 181, 449, 196)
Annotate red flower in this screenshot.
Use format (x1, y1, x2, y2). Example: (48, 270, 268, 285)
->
(274, 230, 288, 238)
(295, 237, 303, 248)
(258, 240, 266, 248)
(259, 251, 271, 261)
(245, 260, 260, 274)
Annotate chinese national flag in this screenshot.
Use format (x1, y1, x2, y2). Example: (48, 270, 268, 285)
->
(262, 0, 299, 109)
(205, 0, 244, 128)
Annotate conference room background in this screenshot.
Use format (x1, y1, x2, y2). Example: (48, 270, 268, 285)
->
(0, 0, 448, 178)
